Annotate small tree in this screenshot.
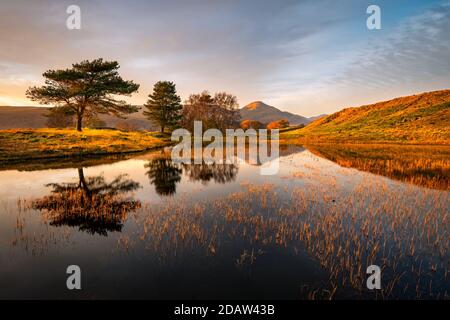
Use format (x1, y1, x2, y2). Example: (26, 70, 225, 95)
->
(182, 91, 240, 132)
(267, 119, 289, 130)
(26, 58, 140, 131)
(144, 81, 182, 133)
(240, 119, 265, 130)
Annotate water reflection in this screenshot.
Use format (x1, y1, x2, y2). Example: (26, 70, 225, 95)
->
(1, 144, 448, 299)
(144, 157, 238, 195)
(145, 158, 182, 196)
(32, 168, 141, 236)
(182, 162, 238, 184)
(0, 154, 133, 172)
(306, 144, 450, 190)
(142, 144, 302, 191)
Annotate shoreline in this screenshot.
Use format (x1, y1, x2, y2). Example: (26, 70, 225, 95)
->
(279, 136, 450, 146)
(0, 128, 448, 166)
(0, 128, 172, 163)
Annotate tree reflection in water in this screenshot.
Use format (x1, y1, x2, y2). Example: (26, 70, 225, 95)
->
(145, 157, 239, 195)
(145, 158, 182, 196)
(182, 162, 238, 184)
(32, 168, 141, 236)
(143, 144, 305, 195)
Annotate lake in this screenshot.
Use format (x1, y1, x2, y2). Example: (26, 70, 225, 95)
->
(0, 144, 448, 299)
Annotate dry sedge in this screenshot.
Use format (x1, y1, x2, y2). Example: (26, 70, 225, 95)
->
(13, 173, 449, 299)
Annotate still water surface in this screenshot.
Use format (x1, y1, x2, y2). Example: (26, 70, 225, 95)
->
(0, 145, 448, 299)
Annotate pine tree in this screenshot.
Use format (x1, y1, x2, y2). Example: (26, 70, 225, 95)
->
(144, 81, 182, 133)
(27, 58, 139, 131)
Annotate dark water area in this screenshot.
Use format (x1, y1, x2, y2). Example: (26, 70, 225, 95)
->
(0, 144, 448, 299)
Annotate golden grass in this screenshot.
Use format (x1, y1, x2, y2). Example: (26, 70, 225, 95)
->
(134, 182, 448, 299)
(281, 90, 450, 145)
(6, 141, 449, 299)
(13, 176, 449, 299)
(305, 144, 450, 190)
(0, 128, 170, 161)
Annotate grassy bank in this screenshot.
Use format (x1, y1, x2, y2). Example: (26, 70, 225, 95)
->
(279, 134, 450, 145)
(304, 143, 450, 190)
(0, 128, 171, 162)
(281, 90, 450, 145)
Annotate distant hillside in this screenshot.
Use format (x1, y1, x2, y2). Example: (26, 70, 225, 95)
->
(0, 106, 48, 129)
(0, 102, 319, 130)
(307, 114, 327, 122)
(0, 106, 157, 130)
(240, 101, 310, 125)
(282, 90, 450, 144)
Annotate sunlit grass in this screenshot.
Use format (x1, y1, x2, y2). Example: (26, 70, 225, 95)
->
(0, 128, 170, 161)
(306, 144, 450, 190)
(280, 90, 450, 144)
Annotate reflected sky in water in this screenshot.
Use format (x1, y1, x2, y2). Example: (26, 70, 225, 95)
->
(0, 145, 448, 299)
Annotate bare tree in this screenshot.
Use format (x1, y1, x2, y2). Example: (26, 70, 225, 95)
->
(181, 91, 240, 132)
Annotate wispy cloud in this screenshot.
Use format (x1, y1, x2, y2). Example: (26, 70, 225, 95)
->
(271, 1, 450, 115)
(0, 0, 448, 115)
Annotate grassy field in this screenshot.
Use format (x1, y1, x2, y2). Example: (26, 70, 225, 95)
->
(281, 90, 450, 144)
(1, 90, 449, 163)
(0, 128, 171, 162)
(305, 143, 450, 190)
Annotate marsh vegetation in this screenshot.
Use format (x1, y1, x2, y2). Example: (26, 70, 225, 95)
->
(0, 144, 448, 299)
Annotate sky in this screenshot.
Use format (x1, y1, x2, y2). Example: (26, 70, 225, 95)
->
(0, 0, 449, 117)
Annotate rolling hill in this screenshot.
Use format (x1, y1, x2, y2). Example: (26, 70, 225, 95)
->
(1, 102, 320, 130)
(0, 106, 157, 130)
(240, 101, 311, 125)
(0, 106, 48, 129)
(281, 90, 450, 144)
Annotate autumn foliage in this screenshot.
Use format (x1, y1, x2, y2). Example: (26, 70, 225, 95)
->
(267, 119, 289, 130)
(240, 119, 265, 130)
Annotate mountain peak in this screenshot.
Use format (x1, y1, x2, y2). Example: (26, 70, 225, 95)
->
(244, 101, 269, 110)
(240, 101, 310, 125)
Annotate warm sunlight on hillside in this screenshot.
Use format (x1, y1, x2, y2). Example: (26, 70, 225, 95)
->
(282, 90, 450, 144)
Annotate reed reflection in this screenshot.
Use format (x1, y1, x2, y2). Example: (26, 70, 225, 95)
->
(32, 168, 141, 236)
(307, 144, 450, 190)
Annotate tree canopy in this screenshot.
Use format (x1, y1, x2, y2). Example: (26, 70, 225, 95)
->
(240, 119, 265, 130)
(267, 119, 289, 130)
(181, 91, 240, 132)
(26, 58, 140, 131)
(144, 81, 182, 133)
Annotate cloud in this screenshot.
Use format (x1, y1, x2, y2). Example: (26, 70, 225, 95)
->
(335, 2, 450, 88)
(1, 0, 324, 105)
(0, 0, 448, 115)
(270, 1, 450, 116)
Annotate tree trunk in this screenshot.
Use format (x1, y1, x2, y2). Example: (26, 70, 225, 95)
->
(76, 115, 83, 132)
(78, 168, 87, 189)
(161, 126, 165, 134)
